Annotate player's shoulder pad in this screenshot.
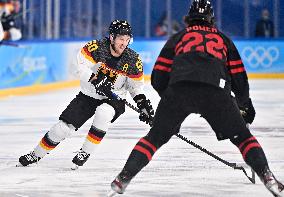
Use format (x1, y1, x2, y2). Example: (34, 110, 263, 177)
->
(125, 48, 139, 62)
(218, 30, 233, 47)
(122, 48, 143, 78)
(83, 39, 100, 53)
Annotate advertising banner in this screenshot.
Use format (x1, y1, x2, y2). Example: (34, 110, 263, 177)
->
(0, 42, 67, 89)
(132, 40, 284, 74)
(235, 40, 283, 73)
(0, 39, 283, 90)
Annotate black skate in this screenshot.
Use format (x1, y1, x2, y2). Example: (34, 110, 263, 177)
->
(259, 168, 284, 197)
(71, 149, 90, 170)
(109, 172, 132, 196)
(17, 151, 41, 167)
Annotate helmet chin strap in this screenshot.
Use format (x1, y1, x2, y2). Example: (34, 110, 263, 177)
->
(110, 42, 117, 53)
(110, 34, 119, 54)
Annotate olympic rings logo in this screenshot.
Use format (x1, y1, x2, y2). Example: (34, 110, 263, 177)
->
(241, 46, 279, 68)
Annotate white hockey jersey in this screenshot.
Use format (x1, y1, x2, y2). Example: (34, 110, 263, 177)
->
(74, 38, 145, 100)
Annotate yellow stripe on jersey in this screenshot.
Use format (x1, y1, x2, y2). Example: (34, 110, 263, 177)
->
(81, 48, 96, 64)
(130, 74, 144, 81)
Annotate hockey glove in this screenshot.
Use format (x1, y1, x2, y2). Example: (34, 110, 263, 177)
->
(133, 94, 154, 124)
(90, 74, 113, 98)
(239, 98, 255, 124)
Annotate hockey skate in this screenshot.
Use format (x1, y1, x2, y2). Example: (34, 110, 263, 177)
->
(17, 151, 41, 167)
(108, 173, 132, 196)
(259, 168, 284, 197)
(71, 149, 90, 170)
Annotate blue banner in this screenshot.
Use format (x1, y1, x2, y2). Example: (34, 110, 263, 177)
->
(132, 40, 284, 74)
(0, 39, 283, 90)
(0, 42, 68, 89)
(235, 40, 283, 73)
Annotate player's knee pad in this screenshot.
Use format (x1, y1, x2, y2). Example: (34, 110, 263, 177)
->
(48, 120, 76, 142)
(146, 123, 179, 149)
(92, 103, 115, 132)
(144, 130, 171, 149)
(230, 128, 253, 146)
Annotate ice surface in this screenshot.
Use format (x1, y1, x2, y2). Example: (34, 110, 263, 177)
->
(0, 80, 284, 197)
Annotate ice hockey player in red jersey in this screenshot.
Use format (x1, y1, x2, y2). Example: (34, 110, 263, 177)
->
(18, 20, 154, 170)
(109, 1, 284, 196)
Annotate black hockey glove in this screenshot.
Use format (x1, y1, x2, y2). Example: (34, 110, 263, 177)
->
(90, 74, 113, 98)
(239, 98, 255, 124)
(133, 94, 154, 124)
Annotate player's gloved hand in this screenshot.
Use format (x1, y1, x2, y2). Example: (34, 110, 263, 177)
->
(239, 98, 255, 124)
(134, 94, 154, 125)
(90, 74, 113, 98)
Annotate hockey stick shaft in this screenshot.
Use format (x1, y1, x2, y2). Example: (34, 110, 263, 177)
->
(175, 133, 235, 167)
(110, 92, 255, 184)
(175, 133, 255, 183)
(110, 93, 153, 126)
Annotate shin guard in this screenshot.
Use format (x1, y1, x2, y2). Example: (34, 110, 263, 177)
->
(81, 126, 106, 154)
(123, 137, 158, 177)
(237, 136, 268, 175)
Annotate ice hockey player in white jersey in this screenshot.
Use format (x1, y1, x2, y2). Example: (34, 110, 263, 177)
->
(18, 20, 154, 169)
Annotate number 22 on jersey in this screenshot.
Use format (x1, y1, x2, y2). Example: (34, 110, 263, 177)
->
(175, 27, 228, 61)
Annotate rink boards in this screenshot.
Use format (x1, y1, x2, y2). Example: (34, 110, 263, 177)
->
(0, 39, 284, 97)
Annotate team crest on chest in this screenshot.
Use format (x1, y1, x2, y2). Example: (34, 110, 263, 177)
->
(96, 64, 119, 84)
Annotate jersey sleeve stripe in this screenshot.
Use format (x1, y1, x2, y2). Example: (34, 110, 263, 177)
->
(128, 72, 144, 80)
(175, 41, 182, 54)
(229, 67, 245, 74)
(154, 64, 172, 72)
(227, 60, 243, 66)
(81, 48, 96, 64)
(157, 57, 173, 65)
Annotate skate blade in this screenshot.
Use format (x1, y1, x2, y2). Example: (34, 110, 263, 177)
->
(107, 190, 117, 197)
(71, 164, 79, 170)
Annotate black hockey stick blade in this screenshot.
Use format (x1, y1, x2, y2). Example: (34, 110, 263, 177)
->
(234, 164, 256, 184)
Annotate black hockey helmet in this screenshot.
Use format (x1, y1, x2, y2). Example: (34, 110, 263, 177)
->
(186, 0, 215, 25)
(109, 20, 133, 38)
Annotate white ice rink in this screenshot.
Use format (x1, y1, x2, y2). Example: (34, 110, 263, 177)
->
(0, 80, 284, 197)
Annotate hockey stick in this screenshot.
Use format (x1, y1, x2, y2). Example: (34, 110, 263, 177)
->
(175, 133, 255, 184)
(110, 92, 256, 184)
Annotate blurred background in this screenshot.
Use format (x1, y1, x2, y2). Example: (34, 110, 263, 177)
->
(16, 0, 283, 40)
(0, 0, 283, 95)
